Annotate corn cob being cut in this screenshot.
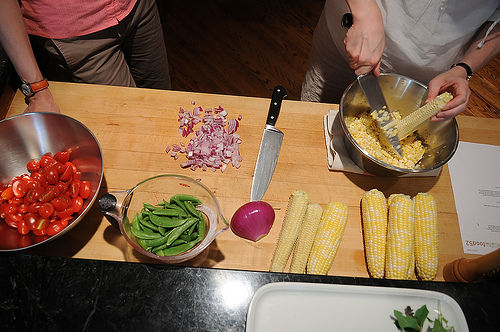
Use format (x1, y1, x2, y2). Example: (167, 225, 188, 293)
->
(270, 190, 309, 272)
(414, 193, 439, 281)
(361, 189, 388, 279)
(396, 92, 453, 140)
(290, 203, 323, 274)
(307, 202, 348, 275)
(385, 195, 415, 280)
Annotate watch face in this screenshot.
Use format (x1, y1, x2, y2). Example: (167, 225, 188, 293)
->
(20, 83, 33, 97)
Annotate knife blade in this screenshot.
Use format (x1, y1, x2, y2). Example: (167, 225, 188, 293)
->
(250, 85, 287, 202)
(357, 73, 403, 157)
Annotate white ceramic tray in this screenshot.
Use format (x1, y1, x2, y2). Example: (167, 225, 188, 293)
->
(246, 282, 468, 332)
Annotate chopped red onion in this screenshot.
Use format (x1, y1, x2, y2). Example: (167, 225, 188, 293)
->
(169, 104, 243, 172)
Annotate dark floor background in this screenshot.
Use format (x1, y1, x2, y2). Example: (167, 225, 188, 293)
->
(157, 0, 499, 118)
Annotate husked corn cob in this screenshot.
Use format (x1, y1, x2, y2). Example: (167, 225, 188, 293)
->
(307, 202, 348, 275)
(290, 203, 323, 274)
(396, 92, 453, 139)
(270, 190, 309, 272)
(414, 193, 439, 281)
(361, 189, 388, 279)
(385, 195, 414, 280)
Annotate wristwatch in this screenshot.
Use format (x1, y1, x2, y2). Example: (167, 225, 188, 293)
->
(20, 78, 49, 104)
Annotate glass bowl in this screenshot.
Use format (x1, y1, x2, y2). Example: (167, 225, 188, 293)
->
(98, 174, 229, 263)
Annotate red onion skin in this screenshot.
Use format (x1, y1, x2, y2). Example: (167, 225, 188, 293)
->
(230, 201, 275, 242)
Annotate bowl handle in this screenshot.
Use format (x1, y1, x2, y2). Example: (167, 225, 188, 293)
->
(98, 193, 120, 229)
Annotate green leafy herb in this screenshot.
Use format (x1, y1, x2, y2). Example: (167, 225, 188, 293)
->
(393, 304, 455, 332)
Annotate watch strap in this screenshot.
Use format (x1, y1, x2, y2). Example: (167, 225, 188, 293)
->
(29, 79, 50, 93)
(450, 63, 472, 80)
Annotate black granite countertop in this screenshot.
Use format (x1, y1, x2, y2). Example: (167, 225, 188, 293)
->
(1, 253, 499, 332)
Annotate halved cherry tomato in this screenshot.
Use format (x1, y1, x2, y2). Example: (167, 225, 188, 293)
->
(44, 166, 59, 185)
(9, 197, 24, 205)
(4, 203, 17, 214)
(54, 151, 70, 164)
(18, 204, 28, 214)
(26, 159, 41, 172)
(23, 213, 39, 230)
(46, 220, 66, 236)
(56, 208, 73, 219)
(39, 188, 57, 203)
(39, 203, 55, 218)
(26, 179, 41, 191)
(79, 181, 91, 199)
(28, 202, 42, 214)
(70, 180, 81, 198)
(1, 187, 14, 200)
(71, 196, 84, 213)
(32, 228, 47, 237)
(25, 187, 44, 203)
(4, 214, 19, 228)
(64, 161, 77, 174)
(51, 196, 70, 211)
(40, 155, 55, 168)
(59, 165, 73, 182)
(17, 221, 30, 235)
(9, 212, 24, 222)
(35, 218, 49, 230)
(12, 179, 28, 198)
(55, 181, 69, 195)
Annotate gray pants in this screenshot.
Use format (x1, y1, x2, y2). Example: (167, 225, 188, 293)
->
(301, 9, 356, 103)
(30, 0, 171, 90)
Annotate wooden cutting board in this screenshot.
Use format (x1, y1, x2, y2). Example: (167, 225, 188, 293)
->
(5, 82, 499, 281)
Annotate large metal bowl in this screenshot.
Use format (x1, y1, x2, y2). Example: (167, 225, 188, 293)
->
(340, 73, 459, 176)
(0, 112, 103, 251)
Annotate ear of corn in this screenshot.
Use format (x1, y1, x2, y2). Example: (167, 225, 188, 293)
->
(361, 189, 388, 279)
(289, 203, 323, 274)
(414, 193, 439, 281)
(385, 194, 415, 280)
(270, 190, 309, 272)
(307, 202, 348, 275)
(396, 92, 453, 139)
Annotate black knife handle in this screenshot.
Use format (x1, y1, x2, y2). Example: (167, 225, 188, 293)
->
(266, 85, 287, 126)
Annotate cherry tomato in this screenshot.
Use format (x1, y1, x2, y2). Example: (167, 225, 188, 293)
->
(70, 180, 81, 198)
(9, 212, 24, 222)
(31, 172, 46, 184)
(25, 187, 44, 203)
(44, 166, 59, 185)
(32, 228, 47, 237)
(26, 179, 41, 191)
(36, 218, 50, 230)
(40, 155, 55, 168)
(23, 212, 39, 230)
(46, 220, 66, 236)
(71, 196, 84, 214)
(4, 203, 17, 214)
(55, 181, 69, 195)
(79, 181, 91, 199)
(39, 188, 57, 203)
(28, 202, 42, 214)
(1, 187, 14, 200)
(18, 204, 28, 214)
(4, 214, 19, 228)
(26, 159, 41, 172)
(51, 196, 71, 212)
(9, 197, 24, 205)
(56, 208, 73, 219)
(59, 165, 74, 182)
(39, 203, 55, 218)
(65, 161, 78, 174)
(54, 162, 65, 175)
(54, 151, 70, 164)
(17, 221, 30, 235)
(12, 179, 28, 198)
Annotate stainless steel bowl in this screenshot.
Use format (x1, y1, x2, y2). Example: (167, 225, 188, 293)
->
(0, 112, 103, 251)
(340, 73, 459, 176)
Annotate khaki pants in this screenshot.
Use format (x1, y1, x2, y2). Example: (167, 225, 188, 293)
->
(31, 0, 171, 89)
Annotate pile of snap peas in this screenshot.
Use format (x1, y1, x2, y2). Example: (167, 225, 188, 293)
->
(131, 194, 206, 256)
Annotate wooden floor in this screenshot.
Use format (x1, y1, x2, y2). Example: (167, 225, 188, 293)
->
(157, 0, 499, 118)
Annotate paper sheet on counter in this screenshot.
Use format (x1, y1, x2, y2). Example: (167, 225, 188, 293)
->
(448, 141, 500, 255)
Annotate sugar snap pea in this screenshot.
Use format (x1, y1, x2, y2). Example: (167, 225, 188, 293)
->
(143, 230, 174, 247)
(170, 194, 202, 205)
(148, 213, 188, 228)
(166, 218, 198, 246)
(162, 239, 201, 256)
(137, 238, 152, 251)
(184, 201, 202, 219)
(170, 197, 189, 214)
(132, 227, 162, 240)
(138, 215, 159, 232)
(131, 215, 141, 232)
(143, 203, 159, 211)
(152, 208, 188, 217)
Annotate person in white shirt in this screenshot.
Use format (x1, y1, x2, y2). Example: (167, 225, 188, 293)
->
(301, 0, 500, 121)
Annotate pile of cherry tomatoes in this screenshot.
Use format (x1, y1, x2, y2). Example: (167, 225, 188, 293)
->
(0, 150, 91, 237)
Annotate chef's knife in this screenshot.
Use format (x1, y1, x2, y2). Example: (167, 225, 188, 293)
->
(341, 13, 402, 157)
(357, 73, 403, 157)
(250, 86, 287, 202)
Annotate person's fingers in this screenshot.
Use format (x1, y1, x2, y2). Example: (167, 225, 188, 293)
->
(372, 61, 381, 77)
(355, 65, 373, 76)
(426, 79, 442, 103)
